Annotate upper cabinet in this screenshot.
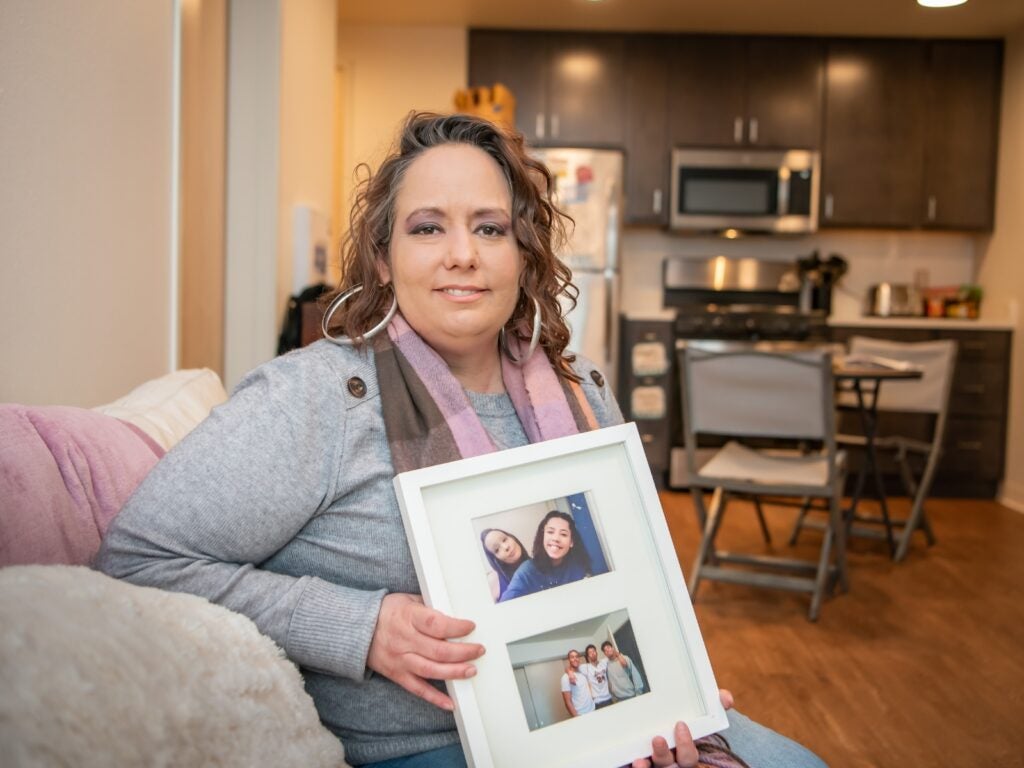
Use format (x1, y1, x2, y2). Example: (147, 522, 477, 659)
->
(624, 36, 670, 225)
(468, 30, 1003, 233)
(821, 38, 1002, 230)
(547, 33, 627, 145)
(467, 30, 548, 143)
(821, 40, 927, 227)
(922, 41, 1002, 230)
(668, 36, 824, 149)
(468, 30, 626, 146)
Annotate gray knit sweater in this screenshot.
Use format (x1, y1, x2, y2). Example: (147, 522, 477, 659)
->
(95, 340, 623, 765)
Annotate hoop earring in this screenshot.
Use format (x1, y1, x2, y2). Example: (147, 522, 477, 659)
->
(500, 296, 542, 365)
(321, 284, 398, 346)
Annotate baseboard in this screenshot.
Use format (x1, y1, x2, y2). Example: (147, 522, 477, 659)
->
(998, 480, 1024, 513)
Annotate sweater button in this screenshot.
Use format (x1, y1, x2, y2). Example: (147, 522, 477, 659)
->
(347, 377, 367, 398)
(590, 370, 605, 388)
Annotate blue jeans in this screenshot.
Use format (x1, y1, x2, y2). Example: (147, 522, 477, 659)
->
(723, 710, 828, 767)
(356, 710, 827, 768)
(356, 743, 466, 768)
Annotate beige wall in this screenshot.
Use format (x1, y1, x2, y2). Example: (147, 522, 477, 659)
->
(224, 0, 337, 389)
(180, 0, 227, 377)
(224, 0, 281, 388)
(335, 23, 467, 237)
(0, 1, 174, 406)
(278, 0, 338, 318)
(976, 23, 1024, 511)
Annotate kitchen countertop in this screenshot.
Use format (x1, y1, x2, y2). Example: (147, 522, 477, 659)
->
(828, 316, 1016, 330)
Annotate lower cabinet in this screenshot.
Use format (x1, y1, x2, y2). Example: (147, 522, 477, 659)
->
(617, 315, 676, 487)
(830, 325, 1012, 498)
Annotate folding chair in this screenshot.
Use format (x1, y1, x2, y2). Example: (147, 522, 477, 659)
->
(680, 341, 848, 621)
(791, 336, 957, 562)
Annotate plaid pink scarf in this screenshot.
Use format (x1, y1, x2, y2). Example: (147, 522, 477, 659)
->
(373, 313, 598, 474)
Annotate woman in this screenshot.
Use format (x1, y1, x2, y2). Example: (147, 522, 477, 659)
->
(97, 112, 825, 768)
(498, 511, 590, 602)
(480, 527, 530, 601)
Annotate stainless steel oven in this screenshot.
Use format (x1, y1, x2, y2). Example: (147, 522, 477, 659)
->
(619, 256, 832, 487)
(670, 148, 820, 234)
(664, 257, 827, 488)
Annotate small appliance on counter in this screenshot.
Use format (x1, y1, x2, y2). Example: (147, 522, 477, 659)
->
(865, 283, 924, 317)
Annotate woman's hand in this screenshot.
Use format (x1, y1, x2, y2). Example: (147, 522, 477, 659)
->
(631, 689, 734, 768)
(367, 593, 485, 711)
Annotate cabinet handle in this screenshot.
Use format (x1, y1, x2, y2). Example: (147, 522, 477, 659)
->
(652, 189, 663, 214)
(551, 114, 560, 138)
(733, 117, 743, 143)
(749, 117, 759, 144)
(961, 383, 986, 394)
(928, 195, 937, 222)
(535, 113, 545, 139)
(963, 340, 987, 352)
(956, 440, 983, 452)
(824, 193, 834, 220)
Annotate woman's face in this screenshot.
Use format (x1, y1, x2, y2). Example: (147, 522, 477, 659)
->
(484, 530, 522, 565)
(379, 143, 524, 364)
(542, 516, 573, 565)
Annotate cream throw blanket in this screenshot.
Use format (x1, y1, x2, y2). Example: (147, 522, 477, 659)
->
(0, 566, 348, 768)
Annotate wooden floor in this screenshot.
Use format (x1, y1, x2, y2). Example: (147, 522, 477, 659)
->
(659, 491, 1024, 767)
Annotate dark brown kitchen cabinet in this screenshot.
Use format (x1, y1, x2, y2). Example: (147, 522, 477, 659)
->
(830, 325, 1012, 498)
(624, 36, 669, 225)
(744, 37, 825, 148)
(467, 30, 626, 146)
(821, 38, 1002, 230)
(547, 33, 626, 145)
(468, 30, 548, 143)
(821, 39, 927, 227)
(922, 41, 1002, 230)
(668, 36, 824, 149)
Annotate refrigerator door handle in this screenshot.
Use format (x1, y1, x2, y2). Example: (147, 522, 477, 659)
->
(604, 268, 616, 374)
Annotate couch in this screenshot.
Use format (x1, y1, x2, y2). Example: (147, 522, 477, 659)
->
(0, 370, 349, 768)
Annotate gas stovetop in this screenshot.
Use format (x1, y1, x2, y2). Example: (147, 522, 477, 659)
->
(673, 305, 827, 340)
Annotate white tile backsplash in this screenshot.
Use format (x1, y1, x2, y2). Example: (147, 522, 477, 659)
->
(619, 228, 976, 322)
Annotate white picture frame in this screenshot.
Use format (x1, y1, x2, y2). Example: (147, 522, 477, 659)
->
(393, 423, 727, 768)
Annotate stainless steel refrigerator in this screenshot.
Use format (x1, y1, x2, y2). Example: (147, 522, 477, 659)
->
(531, 148, 623, 392)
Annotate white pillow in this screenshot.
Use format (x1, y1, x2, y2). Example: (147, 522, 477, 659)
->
(93, 368, 227, 450)
(0, 565, 348, 768)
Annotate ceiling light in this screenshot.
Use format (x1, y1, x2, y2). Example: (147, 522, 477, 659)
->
(918, 0, 968, 7)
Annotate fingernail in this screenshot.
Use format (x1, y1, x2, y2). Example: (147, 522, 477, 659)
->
(465, 666, 477, 678)
(444, 701, 455, 712)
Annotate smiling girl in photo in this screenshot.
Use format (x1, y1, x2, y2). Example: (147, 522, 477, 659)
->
(498, 510, 591, 602)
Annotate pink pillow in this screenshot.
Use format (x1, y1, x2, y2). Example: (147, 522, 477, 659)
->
(0, 405, 164, 567)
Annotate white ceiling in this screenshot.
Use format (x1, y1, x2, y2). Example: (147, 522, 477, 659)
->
(337, 0, 1024, 38)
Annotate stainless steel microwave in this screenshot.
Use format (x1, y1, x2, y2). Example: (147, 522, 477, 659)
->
(669, 148, 820, 234)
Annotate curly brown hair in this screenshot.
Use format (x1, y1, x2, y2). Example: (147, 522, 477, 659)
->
(325, 111, 580, 379)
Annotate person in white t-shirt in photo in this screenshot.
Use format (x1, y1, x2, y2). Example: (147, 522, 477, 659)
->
(560, 649, 595, 717)
(565, 644, 613, 710)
